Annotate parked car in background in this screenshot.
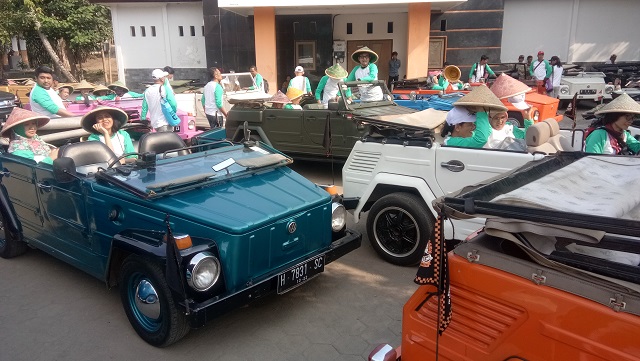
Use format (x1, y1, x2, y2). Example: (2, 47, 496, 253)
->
(369, 152, 640, 361)
(0, 90, 18, 123)
(558, 72, 614, 107)
(0, 135, 361, 346)
(200, 80, 416, 161)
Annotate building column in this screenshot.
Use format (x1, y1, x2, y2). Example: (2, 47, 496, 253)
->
(406, 3, 431, 78)
(253, 7, 276, 93)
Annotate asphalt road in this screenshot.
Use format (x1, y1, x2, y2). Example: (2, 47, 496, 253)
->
(0, 161, 415, 361)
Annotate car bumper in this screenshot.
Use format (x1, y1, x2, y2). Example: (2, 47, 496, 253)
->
(185, 228, 362, 328)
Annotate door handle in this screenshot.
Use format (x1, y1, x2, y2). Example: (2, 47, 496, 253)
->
(440, 160, 465, 172)
(37, 182, 52, 192)
(266, 115, 276, 121)
(0, 169, 10, 177)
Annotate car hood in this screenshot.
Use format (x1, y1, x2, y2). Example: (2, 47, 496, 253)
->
(146, 167, 330, 234)
(0, 91, 15, 101)
(561, 77, 604, 85)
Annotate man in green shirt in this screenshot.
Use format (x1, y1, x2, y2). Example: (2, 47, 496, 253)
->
(29, 66, 74, 118)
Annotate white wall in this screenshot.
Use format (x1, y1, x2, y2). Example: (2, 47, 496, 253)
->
(502, 0, 640, 63)
(109, 3, 206, 72)
(333, 13, 408, 78)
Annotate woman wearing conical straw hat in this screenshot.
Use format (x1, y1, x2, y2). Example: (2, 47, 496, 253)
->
(346, 46, 383, 102)
(2, 108, 58, 164)
(74, 79, 96, 101)
(315, 64, 351, 108)
(440, 85, 508, 149)
(104, 80, 144, 100)
(584, 93, 640, 155)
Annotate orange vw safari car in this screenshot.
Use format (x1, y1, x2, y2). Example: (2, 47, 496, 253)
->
(370, 152, 640, 361)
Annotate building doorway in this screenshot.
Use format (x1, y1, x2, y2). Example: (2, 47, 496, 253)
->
(347, 40, 393, 86)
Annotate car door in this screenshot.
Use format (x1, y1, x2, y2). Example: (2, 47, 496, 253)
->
(0, 156, 44, 241)
(33, 166, 101, 277)
(300, 108, 333, 155)
(434, 146, 537, 196)
(262, 108, 305, 153)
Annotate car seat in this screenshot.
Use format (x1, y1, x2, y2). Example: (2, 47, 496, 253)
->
(541, 118, 571, 152)
(526, 122, 557, 154)
(138, 132, 189, 158)
(58, 141, 119, 175)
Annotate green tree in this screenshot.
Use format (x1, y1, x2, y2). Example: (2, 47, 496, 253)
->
(1, 0, 112, 82)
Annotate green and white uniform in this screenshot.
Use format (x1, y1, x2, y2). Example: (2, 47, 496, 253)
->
(443, 112, 491, 148)
(30, 84, 65, 118)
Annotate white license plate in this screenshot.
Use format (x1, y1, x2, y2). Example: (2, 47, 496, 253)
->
(276, 255, 324, 294)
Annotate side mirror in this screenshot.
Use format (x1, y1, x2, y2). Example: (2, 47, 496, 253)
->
(53, 157, 77, 183)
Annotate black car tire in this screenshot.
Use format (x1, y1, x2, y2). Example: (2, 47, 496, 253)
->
(0, 211, 28, 259)
(367, 193, 434, 266)
(119, 256, 189, 347)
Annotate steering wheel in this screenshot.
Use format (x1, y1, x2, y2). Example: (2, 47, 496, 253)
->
(107, 152, 144, 169)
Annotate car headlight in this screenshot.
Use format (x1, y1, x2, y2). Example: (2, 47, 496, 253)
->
(605, 85, 614, 94)
(0, 100, 13, 107)
(188, 120, 196, 130)
(533, 109, 540, 122)
(560, 86, 569, 95)
(186, 252, 220, 292)
(331, 202, 346, 232)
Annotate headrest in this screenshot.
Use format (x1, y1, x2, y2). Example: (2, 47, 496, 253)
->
(526, 122, 551, 147)
(138, 132, 189, 157)
(59, 141, 118, 167)
(542, 118, 560, 136)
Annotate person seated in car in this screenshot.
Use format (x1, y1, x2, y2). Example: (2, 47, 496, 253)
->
(3, 108, 58, 164)
(584, 93, 640, 155)
(316, 64, 351, 108)
(267, 91, 290, 109)
(103, 81, 144, 100)
(57, 84, 73, 102)
(81, 106, 136, 164)
(441, 85, 508, 148)
(484, 96, 535, 149)
(346, 47, 383, 102)
(74, 80, 96, 101)
(285, 88, 304, 110)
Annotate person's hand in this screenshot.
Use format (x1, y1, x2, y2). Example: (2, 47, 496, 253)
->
(317, 99, 321, 104)
(523, 108, 535, 121)
(49, 148, 59, 160)
(93, 123, 108, 135)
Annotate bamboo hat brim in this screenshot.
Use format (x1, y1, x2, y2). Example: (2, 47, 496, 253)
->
(594, 93, 640, 115)
(351, 46, 379, 63)
(454, 84, 508, 112)
(490, 74, 531, 99)
(81, 106, 129, 134)
(1, 108, 50, 137)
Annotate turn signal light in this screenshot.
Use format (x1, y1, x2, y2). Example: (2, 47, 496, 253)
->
(175, 234, 193, 250)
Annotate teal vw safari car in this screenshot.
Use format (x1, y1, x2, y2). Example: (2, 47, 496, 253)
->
(0, 131, 361, 346)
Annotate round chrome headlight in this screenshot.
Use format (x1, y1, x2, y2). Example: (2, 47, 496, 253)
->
(560, 86, 569, 95)
(533, 110, 540, 122)
(605, 85, 614, 94)
(188, 120, 196, 130)
(186, 252, 220, 292)
(331, 202, 346, 232)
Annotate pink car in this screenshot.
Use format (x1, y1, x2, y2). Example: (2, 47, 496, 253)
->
(24, 98, 201, 142)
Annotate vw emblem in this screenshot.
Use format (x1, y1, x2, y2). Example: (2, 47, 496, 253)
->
(287, 221, 297, 234)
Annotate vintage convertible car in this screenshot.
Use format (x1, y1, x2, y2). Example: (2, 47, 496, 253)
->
(0, 134, 361, 346)
(199, 80, 416, 161)
(342, 111, 587, 265)
(369, 152, 640, 361)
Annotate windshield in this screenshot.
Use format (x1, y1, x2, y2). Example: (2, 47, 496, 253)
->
(339, 80, 395, 109)
(98, 143, 291, 198)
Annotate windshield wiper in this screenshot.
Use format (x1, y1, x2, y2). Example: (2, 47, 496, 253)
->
(146, 172, 217, 191)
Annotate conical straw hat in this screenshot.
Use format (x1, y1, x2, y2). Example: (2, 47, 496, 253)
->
(267, 91, 291, 104)
(325, 64, 348, 79)
(58, 84, 74, 94)
(1, 108, 50, 137)
(75, 79, 94, 91)
(454, 85, 508, 111)
(81, 106, 129, 134)
(490, 74, 531, 99)
(594, 93, 640, 115)
(92, 84, 111, 95)
(351, 46, 379, 63)
(286, 87, 304, 101)
(108, 80, 129, 93)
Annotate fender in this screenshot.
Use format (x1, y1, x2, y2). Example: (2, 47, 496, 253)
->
(352, 173, 439, 223)
(0, 183, 22, 235)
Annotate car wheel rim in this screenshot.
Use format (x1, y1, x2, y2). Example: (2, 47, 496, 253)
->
(373, 206, 419, 257)
(127, 272, 162, 332)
